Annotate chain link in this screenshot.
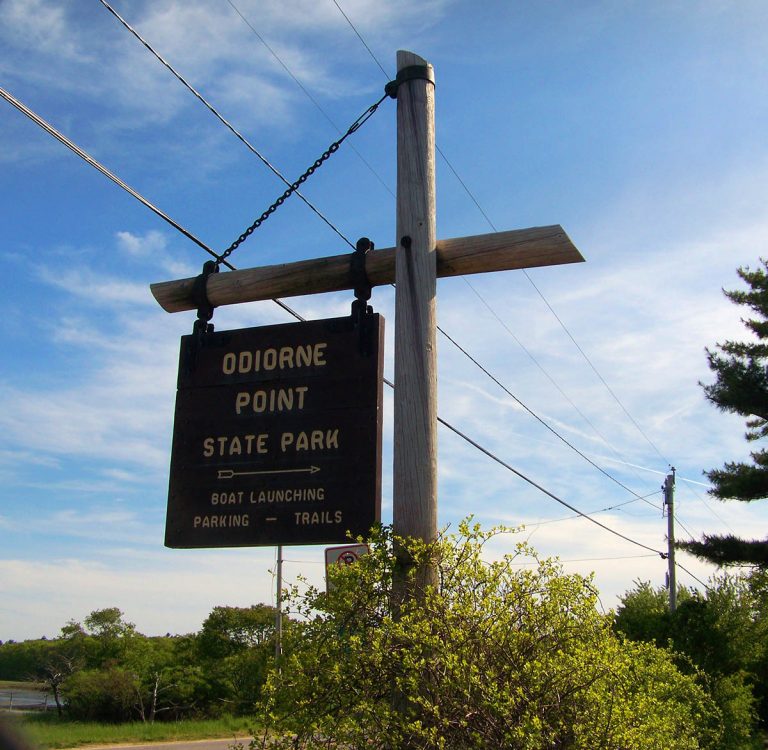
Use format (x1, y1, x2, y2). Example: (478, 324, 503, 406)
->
(217, 92, 390, 265)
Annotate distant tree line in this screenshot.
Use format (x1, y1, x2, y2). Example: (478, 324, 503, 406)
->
(2, 544, 767, 748)
(0, 603, 282, 722)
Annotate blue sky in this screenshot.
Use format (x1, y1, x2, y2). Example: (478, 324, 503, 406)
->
(1, 0, 767, 641)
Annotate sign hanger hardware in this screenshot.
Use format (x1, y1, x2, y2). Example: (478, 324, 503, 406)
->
(191, 260, 219, 336)
(351, 237, 375, 355)
(385, 65, 435, 99)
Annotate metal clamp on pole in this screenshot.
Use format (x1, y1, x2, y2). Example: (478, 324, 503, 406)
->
(351, 237, 374, 355)
(385, 64, 435, 99)
(184, 260, 218, 374)
(191, 260, 218, 336)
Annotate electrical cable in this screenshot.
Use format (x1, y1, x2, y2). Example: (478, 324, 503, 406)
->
(438, 128, 674, 469)
(460, 277, 656, 492)
(0, 86, 234, 270)
(681, 481, 735, 531)
(5, 39, 668, 566)
(204, 0, 667, 520)
(226, 0, 665, 512)
(436, 415, 666, 557)
(225, 0, 395, 200)
(326, 0, 673, 489)
(523, 269, 671, 466)
(674, 515, 698, 542)
(524, 491, 663, 529)
(97, 0, 354, 250)
(675, 561, 711, 591)
(438, 324, 660, 508)
(329, 0, 390, 78)
(510, 553, 659, 567)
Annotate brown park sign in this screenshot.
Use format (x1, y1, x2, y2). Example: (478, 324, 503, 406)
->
(165, 314, 384, 548)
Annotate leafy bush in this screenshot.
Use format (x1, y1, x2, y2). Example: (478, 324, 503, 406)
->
(615, 572, 768, 747)
(62, 667, 137, 722)
(254, 522, 719, 749)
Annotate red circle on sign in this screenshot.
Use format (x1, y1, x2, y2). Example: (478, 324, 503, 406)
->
(338, 551, 358, 565)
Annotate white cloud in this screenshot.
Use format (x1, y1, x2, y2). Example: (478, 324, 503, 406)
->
(0, 0, 87, 62)
(116, 229, 167, 258)
(116, 230, 197, 277)
(36, 266, 153, 307)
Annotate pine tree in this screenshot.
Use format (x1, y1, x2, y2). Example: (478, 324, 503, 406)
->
(678, 261, 768, 567)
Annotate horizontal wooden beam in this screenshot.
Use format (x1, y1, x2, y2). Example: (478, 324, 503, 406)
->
(150, 224, 584, 313)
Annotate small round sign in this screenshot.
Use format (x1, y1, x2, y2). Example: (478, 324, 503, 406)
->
(338, 550, 359, 565)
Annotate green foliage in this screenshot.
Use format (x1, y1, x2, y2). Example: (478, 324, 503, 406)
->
(62, 667, 138, 723)
(680, 535, 768, 568)
(255, 522, 718, 749)
(122, 635, 203, 722)
(194, 604, 279, 715)
(0, 640, 50, 681)
(83, 608, 135, 641)
(615, 572, 768, 747)
(609, 579, 672, 646)
(198, 605, 278, 659)
(682, 260, 768, 566)
(1, 604, 281, 723)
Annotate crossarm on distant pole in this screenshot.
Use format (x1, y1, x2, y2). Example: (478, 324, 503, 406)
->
(150, 225, 583, 313)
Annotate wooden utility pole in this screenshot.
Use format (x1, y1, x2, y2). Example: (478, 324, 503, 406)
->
(664, 468, 677, 612)
(275, 544, 283, 659)
(150, 49, 586, 562)
(392, 51, 438, 566)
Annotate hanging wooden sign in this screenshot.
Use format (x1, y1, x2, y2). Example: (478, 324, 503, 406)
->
(165, 314, 384, 548)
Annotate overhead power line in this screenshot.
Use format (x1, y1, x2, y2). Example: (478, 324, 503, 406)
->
(225, 0, 661, 508)
(226, 0, 395, 199)
(0, 86, 232, 270)
(436, 416, 665, 558)
(329, 0, 673, 475)
(675, 561, 711, 591)
(97, 0, 353, 251)
(461, 279, 661, 493)
(444, 147, 672, 468)
(524, 491, 662, 529)
(6, 41, 668, 566)
(437, 324, 659, 508)
(329, 0, 390, 78)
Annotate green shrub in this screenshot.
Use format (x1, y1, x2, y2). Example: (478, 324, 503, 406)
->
(62, 667, 137, 722)
(255, 522, 719, 749)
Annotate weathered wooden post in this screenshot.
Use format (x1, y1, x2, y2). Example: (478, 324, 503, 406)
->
(392, 51, 438, 586)
(149, 48, 584, 564)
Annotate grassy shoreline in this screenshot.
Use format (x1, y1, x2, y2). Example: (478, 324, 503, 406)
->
(0, 680, 46, 690)
(6, 714, 256, 749)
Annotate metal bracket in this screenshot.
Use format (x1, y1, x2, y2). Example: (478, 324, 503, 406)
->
(191, 260, 218, 336)
(385, 65, 435, 99)
(351, 237, 374, 355)
(184, 261, 219, 375)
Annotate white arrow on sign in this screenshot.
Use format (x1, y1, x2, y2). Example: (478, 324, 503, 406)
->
(217, 466, 321, 480)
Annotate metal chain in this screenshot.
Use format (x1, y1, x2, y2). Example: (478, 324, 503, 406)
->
(217, 92, 390, 265)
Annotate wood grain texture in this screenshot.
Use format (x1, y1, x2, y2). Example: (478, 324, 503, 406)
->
(149, 225, 583, 313)
(392, 50, 438, 548)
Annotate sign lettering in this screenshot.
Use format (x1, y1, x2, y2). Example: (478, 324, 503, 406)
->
(164, 315, 384, 548)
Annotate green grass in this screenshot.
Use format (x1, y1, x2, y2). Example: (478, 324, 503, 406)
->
(0, 680, 45, 690)
(8, 714, 257, 749)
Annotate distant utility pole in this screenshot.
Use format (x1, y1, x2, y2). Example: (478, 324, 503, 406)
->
(664, 468, 677, 612)
(275, 544, 283, 660)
